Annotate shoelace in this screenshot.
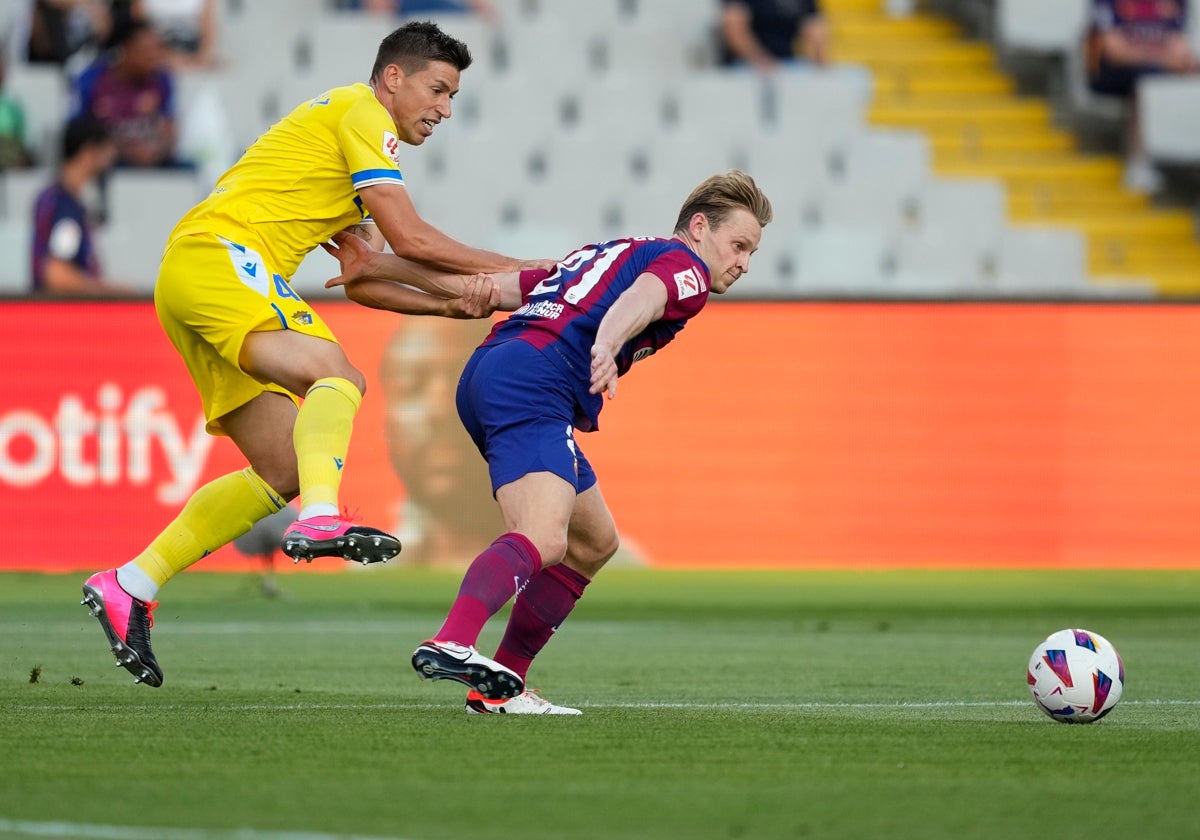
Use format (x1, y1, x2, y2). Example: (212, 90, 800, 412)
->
(518, 689, 549, 707)
(133, 599, 159, 631)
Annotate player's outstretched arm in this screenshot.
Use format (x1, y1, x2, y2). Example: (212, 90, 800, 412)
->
(358, 183, 536, 275)
(324, 230, 524, 315)
(323, 230, 463, 297)
(342, 274, 500, 318)
(589, 273, 668, 399)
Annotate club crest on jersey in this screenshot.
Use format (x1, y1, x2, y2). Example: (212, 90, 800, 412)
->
(291, 310, 314, 326)
(382, 131, 400, 165)
(673, 267, 706, 300)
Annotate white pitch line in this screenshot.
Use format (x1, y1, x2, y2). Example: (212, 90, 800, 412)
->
(8, 699, 1200, 713)
(0, 819, 412, 840)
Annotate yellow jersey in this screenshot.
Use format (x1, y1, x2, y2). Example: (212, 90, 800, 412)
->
(169, 82, 405, 278)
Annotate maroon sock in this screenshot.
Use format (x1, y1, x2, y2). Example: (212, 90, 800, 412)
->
(494, 563, 591, 681)
(434, 532, 542, 647)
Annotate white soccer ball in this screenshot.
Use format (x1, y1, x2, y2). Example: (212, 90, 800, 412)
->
(1027, 628, 1124, 724)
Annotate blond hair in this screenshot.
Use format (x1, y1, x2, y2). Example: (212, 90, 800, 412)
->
(673, 169, 773, 234)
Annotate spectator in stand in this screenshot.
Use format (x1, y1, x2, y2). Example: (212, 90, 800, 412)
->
(1086, 0, 1200, 193)
(128, 0, 218, 70)
(0, 48, 35, 169)
(71, 17, 183, 168)
(30, 116, 133, 295)
(719, 0, 830, 72)
(25, 0, 111, 71)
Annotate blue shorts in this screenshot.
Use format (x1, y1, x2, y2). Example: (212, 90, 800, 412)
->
(456, 340, 597, 496)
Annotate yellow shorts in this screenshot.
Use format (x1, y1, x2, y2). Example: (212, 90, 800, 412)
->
(154, 232, 338, 435)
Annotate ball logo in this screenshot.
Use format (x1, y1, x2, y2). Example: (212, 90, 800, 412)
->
(382, 131, 400, 165)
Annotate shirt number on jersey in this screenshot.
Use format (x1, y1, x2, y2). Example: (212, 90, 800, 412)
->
(273, 273, 301, 301)
(529, 242, 631, 303)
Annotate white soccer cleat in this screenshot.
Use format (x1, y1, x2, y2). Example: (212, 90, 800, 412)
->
(465, 689, 582, 715)
(411, 639, 524, 700)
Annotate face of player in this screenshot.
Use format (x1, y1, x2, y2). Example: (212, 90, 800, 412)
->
(378, 60, 461, 146)
(691, 208, 762, 294)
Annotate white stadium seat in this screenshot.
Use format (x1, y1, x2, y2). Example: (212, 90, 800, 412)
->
(1139, 75, 1200, 163)
(996, 0, 1089, 54)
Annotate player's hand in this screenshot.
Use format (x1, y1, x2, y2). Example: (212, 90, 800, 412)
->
(446, 273, 501, 319)
(322, 230, 380, 289)
(589, 343, 619, 399)
(518, 257, 559, 273)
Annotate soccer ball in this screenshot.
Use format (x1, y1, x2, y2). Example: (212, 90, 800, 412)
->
(1027, 628, 1124, 724)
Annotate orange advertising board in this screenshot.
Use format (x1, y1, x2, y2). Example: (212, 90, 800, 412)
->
(2, 301, 1198, 572)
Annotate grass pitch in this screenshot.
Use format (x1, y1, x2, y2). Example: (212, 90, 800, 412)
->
(1, 568, 1197, 840)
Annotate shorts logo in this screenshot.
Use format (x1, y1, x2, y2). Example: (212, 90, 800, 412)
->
(673, 267, 706, 300)
(291, 310, 314, 326)
(383, 131, 400, 165)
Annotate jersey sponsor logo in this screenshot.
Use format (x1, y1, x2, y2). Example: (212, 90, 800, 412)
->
(673, 267, 705, 300)
(513, 300, 565, 320)
(382, 131, 400, 165)
(632, 347, 655, 363)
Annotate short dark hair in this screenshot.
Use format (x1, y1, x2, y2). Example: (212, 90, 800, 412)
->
(61, 117, 112, 162)
(108, 17, 155, 51)
(370, 20, 472, 82)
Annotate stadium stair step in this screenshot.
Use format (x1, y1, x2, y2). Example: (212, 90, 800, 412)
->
(822, 0, 1200, 296)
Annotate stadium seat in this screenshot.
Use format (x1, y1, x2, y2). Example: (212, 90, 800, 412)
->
(102, 170, 204, 289)
(992, 226, 1088, 293)
(995, 0, 1088, 55)
(300, 12, 398, 83)
(791, 225, 892, 294)
(524, 0, 625, 31)
(0, 218, 32, 294)
(0, 167, 52, 223)
(5, 63, 69, 165)
(1138, 75, 1200, 163)
(664, 71, 767, 147)
(770, 69, 870, 148)
(913, 177, 1007, 254)
(570, 77, 672, 144)
(820, 129, 930, 233)
(891, 226, 987, 295)
(623, 0, 719, 65)
(603, 23, 697, 82)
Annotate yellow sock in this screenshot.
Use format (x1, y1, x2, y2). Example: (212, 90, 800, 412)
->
(294, 376, 362, 515)
(131, 468, 286, 587)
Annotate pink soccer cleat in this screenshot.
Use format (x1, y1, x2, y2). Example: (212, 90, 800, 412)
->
(281, 514, 401, 565)
(80, 569, 162, 687)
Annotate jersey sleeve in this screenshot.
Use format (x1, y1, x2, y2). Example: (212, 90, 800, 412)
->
(640, 250, 711, 321)
(518, 267, 554, 302)
(338, 98, 406, 192)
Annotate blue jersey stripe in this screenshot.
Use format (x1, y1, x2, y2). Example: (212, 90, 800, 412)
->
(351, 169, 404, 187)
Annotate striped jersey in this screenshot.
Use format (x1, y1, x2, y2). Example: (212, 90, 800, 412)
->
(485, 236, 711, 431)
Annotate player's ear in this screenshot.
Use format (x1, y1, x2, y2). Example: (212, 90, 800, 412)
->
(383, 63, 404, 92)
(688, 212, 709, 241)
